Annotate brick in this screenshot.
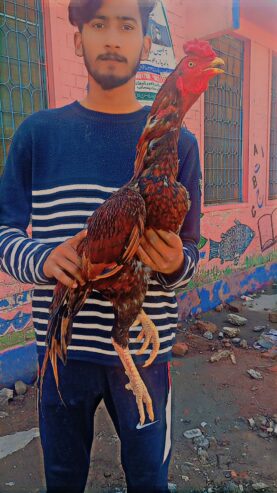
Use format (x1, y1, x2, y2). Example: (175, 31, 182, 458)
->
(172, 342, 189, 356)
(62, 73, 76, 87)
(227, 300, 242, 313)
(190, 320, 218, 334)
(70, 61, 83, 75)
(70, 87, 86, 100)
(76, 75, 87, 90)
(269, 311, 277, 323)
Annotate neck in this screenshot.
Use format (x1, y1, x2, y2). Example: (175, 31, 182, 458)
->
(133, 68, 199, 179)
(79, 76, 142, 114)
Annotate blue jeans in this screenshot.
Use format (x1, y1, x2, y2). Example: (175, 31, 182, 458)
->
(38, 356, 172, 493)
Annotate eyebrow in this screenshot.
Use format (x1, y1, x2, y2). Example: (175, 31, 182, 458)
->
(92, 15, 138, 24)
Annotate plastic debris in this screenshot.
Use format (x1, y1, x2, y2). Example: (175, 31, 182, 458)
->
(247, 369, 263, 380)
(0, 428, 40, 460)
(253, 328, 277, 350)
(183, 428, 203, 439)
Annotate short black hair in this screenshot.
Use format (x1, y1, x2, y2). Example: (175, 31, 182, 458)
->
(68, 0, 156, 35)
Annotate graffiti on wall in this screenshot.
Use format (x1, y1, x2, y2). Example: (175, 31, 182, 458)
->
(0, 290, 33, 349)
(0, 290, 32, 310)
(258, 208, 277, 252)
(250, 144, 276, 253)
(197, 213, 208, 258)
(0, 309, 32, 337)
(251, 144, 265, 218)
(209, 220, 255, 265)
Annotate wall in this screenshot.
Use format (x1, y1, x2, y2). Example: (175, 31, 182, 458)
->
(163, 0, 277, 315)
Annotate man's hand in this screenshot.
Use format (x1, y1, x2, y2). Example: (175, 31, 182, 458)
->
(43, 229, 87, 288)
(137, 228, 184, 275)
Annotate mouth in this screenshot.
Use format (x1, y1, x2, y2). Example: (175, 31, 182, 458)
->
(98, 54, 126, 63)
(204, 57, 225, 74)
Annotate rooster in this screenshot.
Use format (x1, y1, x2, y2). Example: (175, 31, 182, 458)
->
(41, 40, 224, 424)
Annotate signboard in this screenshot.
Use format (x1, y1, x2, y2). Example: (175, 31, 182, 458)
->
(135, 0, 176, 105)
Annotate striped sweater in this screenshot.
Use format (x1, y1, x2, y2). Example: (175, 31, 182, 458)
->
(0, 101, 201, 365)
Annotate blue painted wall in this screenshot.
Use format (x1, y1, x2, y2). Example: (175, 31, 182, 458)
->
(0, 262, 276, 388)
(0, 342, 37, 388)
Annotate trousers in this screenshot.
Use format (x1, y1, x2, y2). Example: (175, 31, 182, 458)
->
(38, 356, 172, 493)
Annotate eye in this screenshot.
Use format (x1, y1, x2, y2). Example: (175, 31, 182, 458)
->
(188, 61, 195, 68)
(122, 24, 135, 31)
(91, 22, 105, 29)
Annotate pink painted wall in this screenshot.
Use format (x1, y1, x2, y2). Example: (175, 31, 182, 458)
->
(1, 0, 277, 352)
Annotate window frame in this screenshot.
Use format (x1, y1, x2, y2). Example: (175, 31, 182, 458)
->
(267, 51, 277, 202)
(201, 33, 250, 213)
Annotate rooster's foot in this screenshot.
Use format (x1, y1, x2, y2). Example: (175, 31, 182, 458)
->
(134, 310, 160, 367)
(112, 338, 154, 425)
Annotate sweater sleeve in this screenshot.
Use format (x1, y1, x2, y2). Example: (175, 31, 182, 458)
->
(155, 132, 201, 291)
(0, 119, 53, 284)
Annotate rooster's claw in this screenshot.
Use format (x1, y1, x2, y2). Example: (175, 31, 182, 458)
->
(134, 310, 160, 367)
(125, 380, 154, 425)
(112, 338, 154, 425)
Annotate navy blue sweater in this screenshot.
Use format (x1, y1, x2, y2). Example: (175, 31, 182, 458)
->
(0, 101, 201, 365)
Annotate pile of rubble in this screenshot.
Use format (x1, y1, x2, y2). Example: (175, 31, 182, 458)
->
(174, 296, 277, 369)
(247, 414, 277, 439)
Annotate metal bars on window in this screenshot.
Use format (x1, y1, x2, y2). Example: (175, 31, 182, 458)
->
(204, 35, 244, 205)
(269, 55, 277, 200)
(0, 0, 48, 175)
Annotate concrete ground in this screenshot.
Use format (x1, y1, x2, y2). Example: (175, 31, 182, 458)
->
(0, 284, 276, 493)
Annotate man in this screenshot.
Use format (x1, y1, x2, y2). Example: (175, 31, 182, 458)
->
(0, 0, 201, 491)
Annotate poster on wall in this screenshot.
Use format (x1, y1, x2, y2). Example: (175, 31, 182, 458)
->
(135, 0, 176, 105)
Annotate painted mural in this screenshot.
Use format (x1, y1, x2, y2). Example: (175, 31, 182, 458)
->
(190, 141, 277, 289)
(0, 287, 34, 353)
(258, 208, 277, 252)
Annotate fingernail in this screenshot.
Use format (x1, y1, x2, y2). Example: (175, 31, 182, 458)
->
(72, 282, 77, 289)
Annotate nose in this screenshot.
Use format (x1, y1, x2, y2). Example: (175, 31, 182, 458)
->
(104, 27, 121, 50)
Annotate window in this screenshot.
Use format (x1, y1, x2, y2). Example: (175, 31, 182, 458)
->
(269, 54, 277, 200)
(0, 0, 48, 175)
(204, 35, 244, 205)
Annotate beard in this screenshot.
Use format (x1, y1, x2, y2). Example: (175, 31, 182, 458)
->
(83, 48, 142, 91)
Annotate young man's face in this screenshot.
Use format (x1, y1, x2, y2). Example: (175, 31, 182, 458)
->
(75, 0, 151, 90)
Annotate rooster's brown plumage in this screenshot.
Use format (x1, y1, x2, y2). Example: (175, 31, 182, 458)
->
(41, 40, 224, 424)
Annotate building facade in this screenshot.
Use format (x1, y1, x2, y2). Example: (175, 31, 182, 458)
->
(0, 0, 276, 385)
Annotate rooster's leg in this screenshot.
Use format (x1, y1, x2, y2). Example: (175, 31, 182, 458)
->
(133, 310, 160, 367)
(112, 338, 154, 425)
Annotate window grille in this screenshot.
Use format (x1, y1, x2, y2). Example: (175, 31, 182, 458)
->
(204, 35, 244, 205)
(269, 55, 277, 200)
(0, 0, 48, 175)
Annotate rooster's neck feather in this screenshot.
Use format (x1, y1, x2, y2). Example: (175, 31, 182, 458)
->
(132, 62, 188, 180)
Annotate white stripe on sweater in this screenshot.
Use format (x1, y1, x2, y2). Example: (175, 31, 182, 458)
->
(32, 183, 117, 196)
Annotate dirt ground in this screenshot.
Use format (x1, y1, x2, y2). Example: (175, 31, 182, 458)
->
(0, 285, 276, 493)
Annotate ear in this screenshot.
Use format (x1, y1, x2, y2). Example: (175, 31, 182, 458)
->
(74, 31, 84, 58)
(140, 35, 152, 61)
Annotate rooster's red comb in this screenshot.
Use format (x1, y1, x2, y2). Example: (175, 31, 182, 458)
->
(183, 39, 217, 59)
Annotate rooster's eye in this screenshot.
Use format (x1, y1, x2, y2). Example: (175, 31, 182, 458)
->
(188, 61, 195, 68)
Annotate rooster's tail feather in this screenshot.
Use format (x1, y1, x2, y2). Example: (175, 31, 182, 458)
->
(40, 283, 92, 403)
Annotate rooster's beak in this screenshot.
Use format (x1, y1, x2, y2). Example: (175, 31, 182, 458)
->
(205, 57, 225, 74)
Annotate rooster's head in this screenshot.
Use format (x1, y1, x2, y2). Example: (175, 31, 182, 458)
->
(176, 39, 224, 96)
